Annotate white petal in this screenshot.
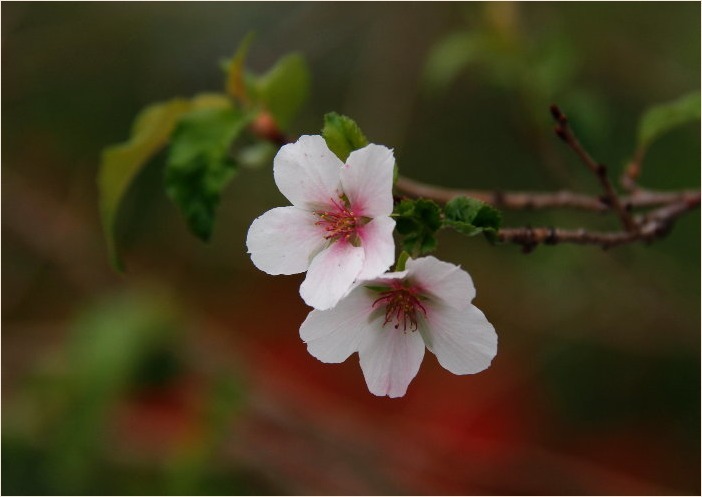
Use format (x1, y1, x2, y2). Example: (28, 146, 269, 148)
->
(274, 135, 344, 209)
(300, 241, 365, 310)
(406, 256, 476, 309)
(246, 206, 326, 275)
(300, 287, 376, 363)
(422, 304, 497, 375)
(357, 216, 396, 280)
(341, 144, 395, 217)
(372, 270, 408, 282)
(358, 325, 425, 398)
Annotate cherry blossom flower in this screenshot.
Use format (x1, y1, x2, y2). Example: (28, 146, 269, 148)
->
(299, 256, 497, 398)
(246, 135, 396, 310)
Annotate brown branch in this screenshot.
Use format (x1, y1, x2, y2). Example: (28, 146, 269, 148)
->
(396, 173, 699, 252)
(394, 175, 698, 213)
(396, 104, 699, 252)
(497, 194, 700, 252)
(550, 105, 638, 232)
(253, 107, 699, 253)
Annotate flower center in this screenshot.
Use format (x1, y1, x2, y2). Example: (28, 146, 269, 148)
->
(372, 282, 427, 332)
(315, 196, 360, 243)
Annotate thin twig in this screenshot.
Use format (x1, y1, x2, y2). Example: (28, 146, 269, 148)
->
(497, 195, 700, 252)
(253, 108, 699, 253)
(394, 175, 698, 212)
(550, 105, 638, 232)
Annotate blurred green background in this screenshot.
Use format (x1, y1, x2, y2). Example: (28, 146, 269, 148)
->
(2, 2, 700, 495)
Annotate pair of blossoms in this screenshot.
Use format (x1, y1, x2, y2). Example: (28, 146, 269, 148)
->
(247, 135, 497, 398)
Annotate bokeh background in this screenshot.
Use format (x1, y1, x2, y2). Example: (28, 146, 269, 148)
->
(2, 2, 700, 495)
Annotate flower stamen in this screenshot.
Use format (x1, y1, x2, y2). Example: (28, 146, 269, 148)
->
(315, 195, 360, 242)
(372, 282, 427, 332)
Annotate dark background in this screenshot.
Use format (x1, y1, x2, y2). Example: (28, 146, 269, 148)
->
(2, 2, 700, 494)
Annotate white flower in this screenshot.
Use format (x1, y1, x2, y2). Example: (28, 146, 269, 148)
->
(299, 256, 498, 398)
(246, 135, 396, 310)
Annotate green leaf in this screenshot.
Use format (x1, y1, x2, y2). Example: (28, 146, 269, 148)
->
(48, 291, 181, 492)
(165, 104, 252, 241)
(443, 196, 502, 240)
(256, 53, 310, 130)
(524, 33, 577, 102)
(322, 112, 369, 161)
(423, 31, 486, 95)
(637, 92, 701, 150)
(68, 292, 179, 396)
(98, 94, 231, 271)
(394, 198, 442, 256)
(224, 32, 255, 102)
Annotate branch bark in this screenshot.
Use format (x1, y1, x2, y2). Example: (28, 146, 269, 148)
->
(396, 104, 699, 252)
(256, 107, 700, 253)
(550, 105, 638, 231)
(497, 195, 700, 252)
(394, 175, 698, 213)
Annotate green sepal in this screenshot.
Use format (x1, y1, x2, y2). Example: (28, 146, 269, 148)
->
(394, 251, 410, 272)
(364, 285, 391, 293)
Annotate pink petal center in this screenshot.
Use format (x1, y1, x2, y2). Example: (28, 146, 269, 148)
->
(372, 281, 428, 332)
(315, 195, 367, 244)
